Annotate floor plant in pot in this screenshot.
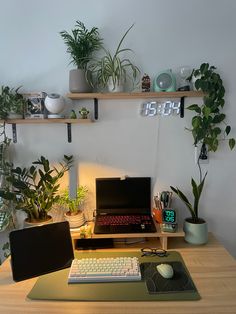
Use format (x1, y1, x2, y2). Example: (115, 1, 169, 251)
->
(0, 155, 73, 226)
(87, 24, 140, 92)
(58, 185, 88, 228)
(60, 20, 103, 93)
(170, 63, 235, 244)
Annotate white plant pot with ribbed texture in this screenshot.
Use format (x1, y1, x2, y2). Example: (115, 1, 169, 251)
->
(183, 218, 208, 245)
(64, 211, 85, 229)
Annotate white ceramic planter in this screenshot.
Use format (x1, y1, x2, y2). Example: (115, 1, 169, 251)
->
(107, 77, 124, 92)
(24, 215, 53, 228)
(64, 211, 85, 229)
(8, 113, 23, 119)
(183, 218, 208, 245)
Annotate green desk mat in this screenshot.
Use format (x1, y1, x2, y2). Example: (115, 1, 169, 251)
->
(27, 251, 200, 301)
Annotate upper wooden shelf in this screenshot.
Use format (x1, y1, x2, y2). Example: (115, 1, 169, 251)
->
(1, 118, 93, 124)
(67, 91, 204, 100)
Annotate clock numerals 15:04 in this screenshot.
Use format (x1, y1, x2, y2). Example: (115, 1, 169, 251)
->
(141, 101, 180, 116)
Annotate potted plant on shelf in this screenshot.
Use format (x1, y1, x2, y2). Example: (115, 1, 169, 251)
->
(86, 24, 140, 92)
(0, 86, 27, 119)
(0, 155, 73, 226)
(58, 185, 88, 228)
(60, 20, 103, 93)
(170, 63, 235, 244)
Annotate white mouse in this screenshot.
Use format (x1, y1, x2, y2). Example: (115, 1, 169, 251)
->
(156, 263, 174, 279)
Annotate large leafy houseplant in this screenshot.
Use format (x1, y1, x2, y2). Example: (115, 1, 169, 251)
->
(60, 20, 102, 70)
(0, 155, 73, 223)
(87, 24, 140, 92)
(60, 21, 103, 93)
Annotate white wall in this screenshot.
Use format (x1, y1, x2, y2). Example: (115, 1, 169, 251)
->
(0, 0, 236, 257)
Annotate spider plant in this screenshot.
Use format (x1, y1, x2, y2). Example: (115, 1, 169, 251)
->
(87, 24, 140, 91)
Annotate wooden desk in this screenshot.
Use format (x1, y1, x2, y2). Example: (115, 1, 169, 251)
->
(0, 233, 236, 314)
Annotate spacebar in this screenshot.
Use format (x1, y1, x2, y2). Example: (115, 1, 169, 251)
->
(68, 275, 141, 283)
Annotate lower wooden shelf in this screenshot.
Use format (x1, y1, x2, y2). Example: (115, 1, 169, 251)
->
(70, 221, 184, 250)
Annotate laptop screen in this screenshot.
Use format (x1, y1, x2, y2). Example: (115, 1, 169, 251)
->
(96, 177, 151, 215)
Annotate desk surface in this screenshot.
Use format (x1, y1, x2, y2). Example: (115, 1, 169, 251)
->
(0, 233, 236, 314)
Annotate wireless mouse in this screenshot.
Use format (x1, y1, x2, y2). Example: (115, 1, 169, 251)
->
(156, 263, 174, 279)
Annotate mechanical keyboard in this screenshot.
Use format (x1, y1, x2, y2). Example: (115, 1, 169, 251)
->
(68, 256, 141, 283)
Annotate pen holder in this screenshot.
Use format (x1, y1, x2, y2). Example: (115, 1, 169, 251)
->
(153, 208, 162, 224)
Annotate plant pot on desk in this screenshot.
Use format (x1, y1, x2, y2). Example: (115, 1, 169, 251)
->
(183, 217, 208, 245)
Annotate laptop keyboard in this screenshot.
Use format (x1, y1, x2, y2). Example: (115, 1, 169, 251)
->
(96, 215, 152, 226)
(94, 215, 156, 234)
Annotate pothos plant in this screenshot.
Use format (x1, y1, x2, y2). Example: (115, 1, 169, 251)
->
(187, 63, 235, 152)
(170, 63, 235, 224)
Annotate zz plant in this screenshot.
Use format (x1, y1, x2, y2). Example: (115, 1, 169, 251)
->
(0, 155, 73, 222)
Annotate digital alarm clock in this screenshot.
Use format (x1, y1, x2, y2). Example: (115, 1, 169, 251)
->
(161, 208, 177, 233)
(153, 70, 176, 92)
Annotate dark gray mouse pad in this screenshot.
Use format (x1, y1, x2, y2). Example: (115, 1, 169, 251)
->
(140, 261, 197, 294)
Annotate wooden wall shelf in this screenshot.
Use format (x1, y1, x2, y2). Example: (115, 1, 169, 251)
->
(1, 118, 93, 143)
(67, 91, 204, 100)
(67, 91, 204, 120)
(2, 118, 93, 124)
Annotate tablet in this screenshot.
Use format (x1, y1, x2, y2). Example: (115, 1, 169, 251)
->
(9, 221, 74, 281)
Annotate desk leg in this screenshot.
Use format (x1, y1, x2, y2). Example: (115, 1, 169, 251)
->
(160, 236, 168, 250)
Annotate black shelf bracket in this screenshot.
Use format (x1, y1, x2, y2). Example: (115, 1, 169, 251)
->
(12, 124, 17, 143)
(67, 123, 72, 143)
(94, 98, 98, 120)
(180, 96, 185, 118)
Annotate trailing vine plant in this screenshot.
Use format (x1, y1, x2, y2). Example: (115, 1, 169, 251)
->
(170, 63, 235, 223)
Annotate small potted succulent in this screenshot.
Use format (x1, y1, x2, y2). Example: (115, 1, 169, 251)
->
(58, 185, 88, 228)
(87, 24, 140, 92)
(0, 155, 73, 226)
(60, 20, 103, 93)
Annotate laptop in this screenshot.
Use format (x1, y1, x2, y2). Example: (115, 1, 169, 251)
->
(9, 221, 74, 281)
(94, 177, 157, 234)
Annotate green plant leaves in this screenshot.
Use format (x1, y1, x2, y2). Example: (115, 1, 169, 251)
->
(229, 138, 236, 150)
(212, 113, 226, 123)
(186, 104, 201, 113)
(186, 63, 235, 153)
(60, 21, 102, 69)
